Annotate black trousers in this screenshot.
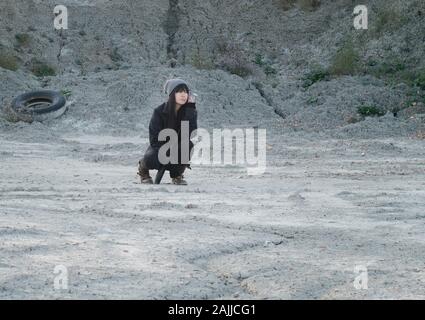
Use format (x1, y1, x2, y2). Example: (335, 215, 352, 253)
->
(142, 142, 194, 178)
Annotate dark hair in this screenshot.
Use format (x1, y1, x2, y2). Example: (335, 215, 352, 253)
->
(165, 83, 189, 130)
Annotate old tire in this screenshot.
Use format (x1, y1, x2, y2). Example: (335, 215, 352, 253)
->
(11, 90, 67, 122)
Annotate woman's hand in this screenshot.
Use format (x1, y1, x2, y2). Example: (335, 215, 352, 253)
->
(188, 93, 197, 103)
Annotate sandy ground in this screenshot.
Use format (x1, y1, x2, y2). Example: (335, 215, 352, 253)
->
(1, 129, 425, 299)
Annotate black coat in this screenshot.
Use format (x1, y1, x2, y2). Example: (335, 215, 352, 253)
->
(149, 102, 197, 149)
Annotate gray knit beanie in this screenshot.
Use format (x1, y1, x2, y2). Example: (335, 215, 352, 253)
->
(163, 78, 190, 96)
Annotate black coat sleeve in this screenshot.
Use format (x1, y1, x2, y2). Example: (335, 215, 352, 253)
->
(185, 103, 198, 138)
(149, 108, 163, 149)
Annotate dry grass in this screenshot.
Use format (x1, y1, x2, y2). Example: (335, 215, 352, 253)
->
(0, 52, 19, 71)
(30, 59, 56, 77)
(329, 41, 360, 76)
(277, 0, 296, 10)
(298, 0, 321, 11)
(373, 5, 408, 35)
(15, 33, 31, 46)
(214, 39, 255, 78)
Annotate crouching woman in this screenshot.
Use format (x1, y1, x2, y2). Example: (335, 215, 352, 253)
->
(138, 78, 197, 185)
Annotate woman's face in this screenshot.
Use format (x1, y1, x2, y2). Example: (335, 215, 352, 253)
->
(175, 89, 188, 106)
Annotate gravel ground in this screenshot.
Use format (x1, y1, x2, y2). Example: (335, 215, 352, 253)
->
(1, 123, 425, 299)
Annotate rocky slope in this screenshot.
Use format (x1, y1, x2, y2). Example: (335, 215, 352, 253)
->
(0, 0, 424, 139)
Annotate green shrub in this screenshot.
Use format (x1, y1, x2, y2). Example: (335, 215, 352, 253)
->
(15, 33, 31, 46)
(330, 42, 360, 75)
(0, 53, 18, 71)
(254, 54, 266, 67)
(357, 105, 385, 117)
(307, 96, 318, 104)
(264, 65, 277, 76)
(414, 70, 425, 90)
(253, 54, 277, 76)
(30, 60, 56, 77)
(302, 67, 330, 88)
(60, 89, 72, 98)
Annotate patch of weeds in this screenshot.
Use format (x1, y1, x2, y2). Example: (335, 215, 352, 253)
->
(215, 41, 254, 78)
(277, 0, 321, 11)
(0, 52, 19, 71)
(297, 0, 321, 12)
(307, 96, 318, 104)
(404, 86, 425, 108)
(414, 69, 425, 90)
(357, 105, 385, 117)
(302, 67, 330, 88)
(264, 65, 277, 76)
(379, 60, 406, 75)
(15, 33, 31, 46)
(373, 6, 407, 35)
(254, 54, 266, 67)
(253, 53, 277, 76)
(330, 41, 360, 76)
(398, 69, 420, 87)
(370, 63, 425, 90)
(224, 62, 253, 78)
(277, 0, 297, 10)
(30, 59, 56, 77)
(367, 57, 406, 78)
(60, 89, 72, 98)
(365, 56, 424, 89)
(190, 48, 214, 70)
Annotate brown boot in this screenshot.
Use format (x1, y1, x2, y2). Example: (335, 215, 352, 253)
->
(170, 165, 187, 185)
(172, 175, 187, 185)
(137, 160, 153, 184)
(171, 174, 187, 185)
